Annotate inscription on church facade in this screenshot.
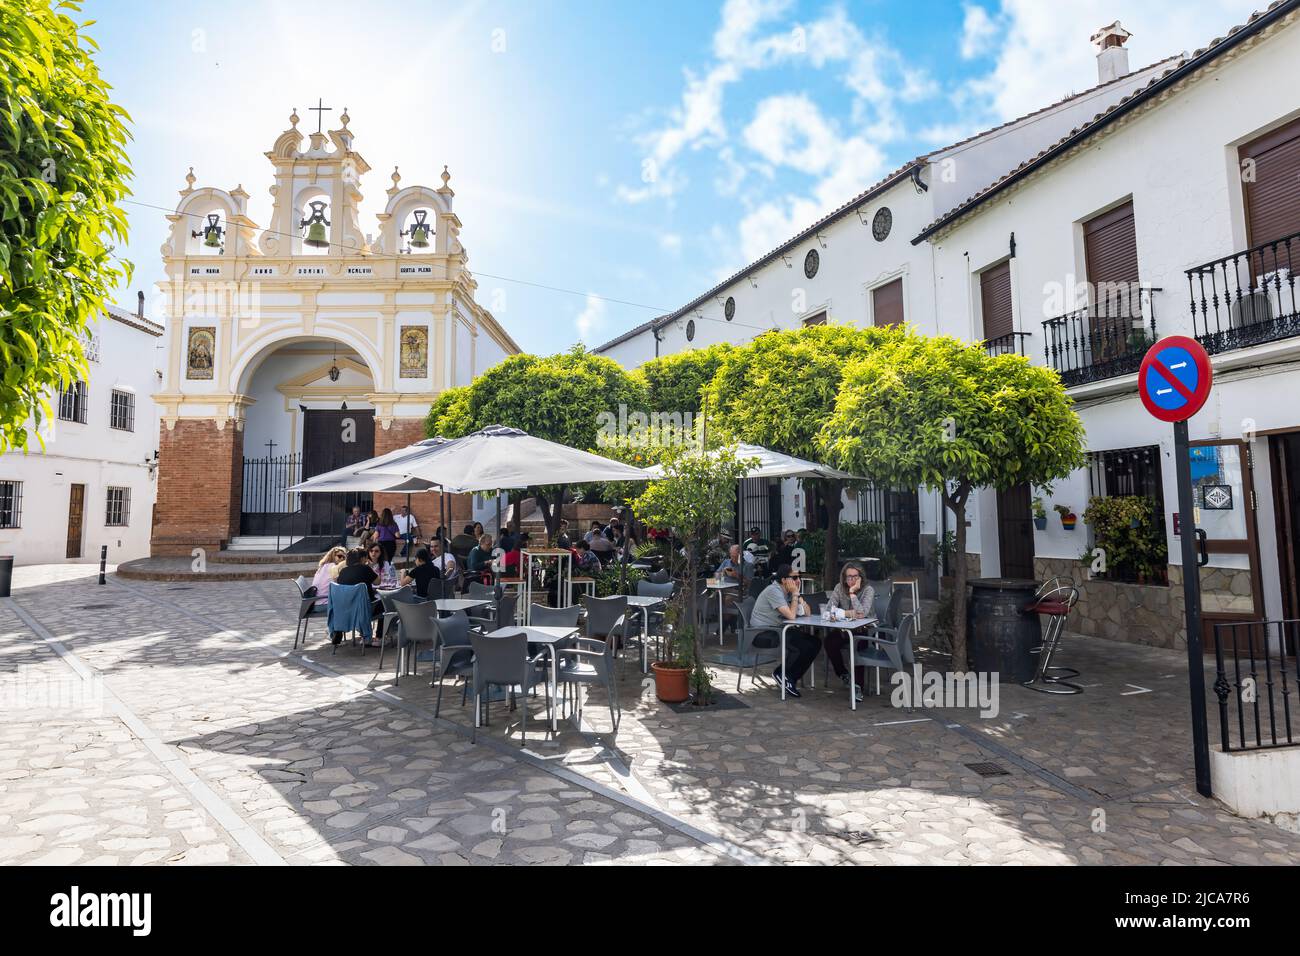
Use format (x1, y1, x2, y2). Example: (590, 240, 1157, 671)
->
(399, 264, 433, 275)
(346, 266, 373, 275)
(296, 266, 326, 276)
(251, 266, 276, 276)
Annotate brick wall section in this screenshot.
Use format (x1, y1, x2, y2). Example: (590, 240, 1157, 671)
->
(151, 419, 244, 555)
(372, 418, 474, 534)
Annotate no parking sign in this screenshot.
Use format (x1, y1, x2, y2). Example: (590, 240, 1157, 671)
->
(1137, 334, 1214, 797)
(1137, 335, 1213, 423)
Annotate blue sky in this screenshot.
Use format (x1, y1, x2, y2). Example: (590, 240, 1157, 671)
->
(86, 0, 1260, 353)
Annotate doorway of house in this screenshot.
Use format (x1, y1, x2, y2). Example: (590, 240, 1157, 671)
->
(996, 483, 1035, 579)
(301, 409, 376, 534)
(1269, 432, 1300, 655)
(66, 483, 85, 559)
(1191, 439, 1264, 654)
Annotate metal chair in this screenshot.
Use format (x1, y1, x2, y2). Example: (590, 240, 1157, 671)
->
(431, 610, 481, 715)
(734, 596, 781, 691)
(635, 579, 675, 659)
(557, 632, 620, 733)
(469, 629, 549, 745)
(394, 599, 440, 685)
(1022, 577, 1083, 694)
(581, 594, 634, 672)
(470, 592, 517, 631)
(530, 604, 581, 628)
(376, 585, 416, 670)
(292, 576, 327, 651)
(852, 611, 918, 704)
(645, 569, 671, 584)
(326, 582, 373, 654)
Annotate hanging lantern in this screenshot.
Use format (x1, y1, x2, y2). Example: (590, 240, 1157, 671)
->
(402, 209, 432, 249)
(191, 213, 224, 249)
(300, 200, 331, 249)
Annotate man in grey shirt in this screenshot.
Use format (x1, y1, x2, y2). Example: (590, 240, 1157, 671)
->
(750, 564, 820, 698)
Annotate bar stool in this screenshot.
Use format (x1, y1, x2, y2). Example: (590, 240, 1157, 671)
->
(891, 576, 921, 632)
(1022, 576, 1082, 694)
(571, 576, 597, 600)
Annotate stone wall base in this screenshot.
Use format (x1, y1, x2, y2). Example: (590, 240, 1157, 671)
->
(1034, 556, 1186, 649)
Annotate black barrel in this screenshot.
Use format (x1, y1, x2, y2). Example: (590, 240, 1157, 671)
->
(0, 555, 12, 598)
(966, 578, 1041, 681)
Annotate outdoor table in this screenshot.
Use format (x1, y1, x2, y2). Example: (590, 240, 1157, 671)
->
(430, 597, 492, 615)
(704, 578, 739, 645)
(779, 614, 878, 709)
(489, 624, 579, 734)
(522, 548, 573, 623)
(625, 593, 667, 673)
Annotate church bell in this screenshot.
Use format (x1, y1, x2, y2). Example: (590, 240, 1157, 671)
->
(192, 213, 224, 249)
(300, 200, 331, 249)
(403, 209, 432, 249)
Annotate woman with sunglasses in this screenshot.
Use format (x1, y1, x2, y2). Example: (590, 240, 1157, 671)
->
(749, 563, 819, 698)
(824, 561, 875, 701)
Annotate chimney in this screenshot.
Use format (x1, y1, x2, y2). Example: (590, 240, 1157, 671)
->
(1091, 21, 1132, 83)
(137, 290, 145, 319)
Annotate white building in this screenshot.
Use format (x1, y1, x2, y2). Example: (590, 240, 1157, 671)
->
(0, 297, 164, 566)
(922, 3, 1300, 649)
(595, 24, 1177, 573)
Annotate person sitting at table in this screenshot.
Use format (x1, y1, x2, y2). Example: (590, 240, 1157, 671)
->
(573, 537, 602, 574)
(311, 546, 348, 605)
(750, 564, 818, 698)
(428, 537, 460, 589)
(716, 543, 753, 583)
(772, 529, 799, 568)
(466, 533, 495, 585)
(332, 548, 382, 646)
(366, 541, 400, 590)
(400, 547, 442, 598)
(823, 560, 876, 702)
(503, 531, 531, 575)
(743, 526, 768, 552)
(556, 518, 573, 549)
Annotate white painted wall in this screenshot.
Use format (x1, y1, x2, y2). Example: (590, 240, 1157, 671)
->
(929, 19, 1300, 606)
(0, 312, 163, 566)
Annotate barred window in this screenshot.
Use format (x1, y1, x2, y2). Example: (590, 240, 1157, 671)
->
(109, 389, 135, 431)
(106, 486, 131, 527)
(58, 381, 89, 424)
(0, 480, 21, 529)
(1086, 444, 1168, 585)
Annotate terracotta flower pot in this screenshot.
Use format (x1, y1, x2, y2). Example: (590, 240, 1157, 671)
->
(651, 662, 691, 703)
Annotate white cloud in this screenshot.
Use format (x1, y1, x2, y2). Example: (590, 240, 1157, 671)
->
(659, 232, 683, 254)
(574, 293, 607, 342)
(742, 95, 840, 174)
(960, 0, 1261, 121)
(960, 4, 1000, 60)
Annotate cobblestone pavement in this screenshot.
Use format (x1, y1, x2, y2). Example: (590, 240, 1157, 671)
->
(3, 564, 1299, 866)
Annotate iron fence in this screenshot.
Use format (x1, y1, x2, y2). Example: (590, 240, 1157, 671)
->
(1212, 619, 1299, 752)
(1187, 231, 1300, 355)
(1042, 286, 1160, 386)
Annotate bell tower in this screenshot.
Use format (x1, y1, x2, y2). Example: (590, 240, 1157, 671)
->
(150, 109, 519, 556)
(260, 104, 370, 257)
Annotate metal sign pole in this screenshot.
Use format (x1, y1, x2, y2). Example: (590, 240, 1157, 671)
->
(1173, 418, 1212, 798)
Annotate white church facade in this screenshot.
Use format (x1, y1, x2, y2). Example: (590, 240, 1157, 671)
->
(150, 109, 517, 555)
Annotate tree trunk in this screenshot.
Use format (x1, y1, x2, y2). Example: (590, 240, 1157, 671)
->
(509, 491, 522, 535)
(820, 477, 844, 589)
(944, 482, 972, 672)
(534, 484, 568, 546)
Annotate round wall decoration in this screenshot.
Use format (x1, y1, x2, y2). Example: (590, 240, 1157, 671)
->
(724, 296, 735, 321)
(872, 207, 892, 242)
(803, 248, 820, 279)
(686, 319, 696, 341)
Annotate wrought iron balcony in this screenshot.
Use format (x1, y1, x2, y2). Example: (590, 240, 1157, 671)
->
(983, 331, 1031, 356)
(1042, 286, 1159, 387)
(1187, 231, 1300, 355)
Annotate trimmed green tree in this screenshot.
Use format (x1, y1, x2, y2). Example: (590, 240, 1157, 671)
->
(704, 323, 905, 586)
(423, 345, 646, 539)
(821, 332, 1086, 670)
(1, 2, 133, 452)
(632, 342, 734, 416)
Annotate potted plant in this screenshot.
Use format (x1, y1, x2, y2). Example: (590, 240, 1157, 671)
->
(632, 443, 756, 707)
(933, 531, 957, 595)
(650, 602, 693, 703)
(1032, 497, 1048, 531)
(1054, 503, 1077, 531)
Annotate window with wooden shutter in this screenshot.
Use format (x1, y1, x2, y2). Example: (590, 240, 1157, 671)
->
(1084, 200, 1139, 312)
(1241, 117, 1300, 250)
(872, 278, 903, 327)
(979, 261, 1013, 340)
(802, 311, 827, 327)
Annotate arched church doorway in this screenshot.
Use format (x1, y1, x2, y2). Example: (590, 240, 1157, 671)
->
(238, 337, 376, 542)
